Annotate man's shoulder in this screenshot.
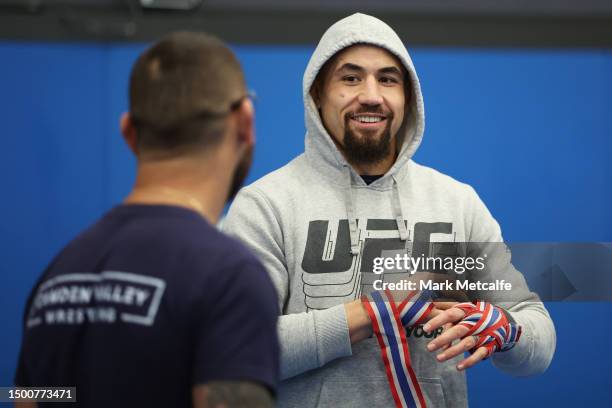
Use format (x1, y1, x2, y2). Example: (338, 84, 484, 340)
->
(407, 160, 477, 197)
(167, 218, 263, 270)
(244, 154, 308, 195)
(187, 229, 277, 307)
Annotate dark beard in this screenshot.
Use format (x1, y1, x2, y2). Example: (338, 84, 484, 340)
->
(226, 144, 253, 203)
(341, 109, 393, 165)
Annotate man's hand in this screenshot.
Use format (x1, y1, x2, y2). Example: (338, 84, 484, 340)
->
(425, 301, 456, 351)
(345, 298, 457, 345)
(423, 306, 489, 371)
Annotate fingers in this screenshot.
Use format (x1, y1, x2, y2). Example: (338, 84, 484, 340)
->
(426, 324, 469, 352)
(432, 301, 458, 310)
(427, 307, 444, 319)
(456, 346, 489, 371)
(410, 306, 444, 322)
(429, 333, 489, 371)
(439, 323, 453, 351)
(423, 307, 465, 333)
(424, 301, 459, 320)
(422, 302, 489, 371)
(433, 335, 477, 363)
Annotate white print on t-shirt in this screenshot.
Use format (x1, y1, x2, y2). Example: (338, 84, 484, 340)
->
(26, 271, 166, 328)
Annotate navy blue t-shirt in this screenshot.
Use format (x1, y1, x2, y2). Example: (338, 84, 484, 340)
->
(15, 204, 279, 407)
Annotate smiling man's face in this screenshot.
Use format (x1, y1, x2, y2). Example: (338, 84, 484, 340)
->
(312, 44, 407, 167)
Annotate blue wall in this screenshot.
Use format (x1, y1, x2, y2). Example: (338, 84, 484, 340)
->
(1, 41, 611, 407)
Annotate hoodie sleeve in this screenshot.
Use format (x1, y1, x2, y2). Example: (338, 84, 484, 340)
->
(223, 186, 352, 380)
(465, 185, 556, 376)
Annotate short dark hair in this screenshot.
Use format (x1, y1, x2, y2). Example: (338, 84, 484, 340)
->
(129, 31, 246, 153)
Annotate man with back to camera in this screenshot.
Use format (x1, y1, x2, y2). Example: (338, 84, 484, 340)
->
(223, 13, 556, 407)
(15, 32, 278, 408)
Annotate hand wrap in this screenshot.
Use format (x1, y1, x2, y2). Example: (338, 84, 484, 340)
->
(453, 301, 522, 358)
(361, 290, 434, 408)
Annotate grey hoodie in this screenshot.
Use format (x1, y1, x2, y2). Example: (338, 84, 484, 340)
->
(224, 13, 556, 408)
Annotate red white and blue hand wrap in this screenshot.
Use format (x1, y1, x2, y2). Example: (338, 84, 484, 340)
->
(453, 301, 522, 358)
(361, 290, 434, 408)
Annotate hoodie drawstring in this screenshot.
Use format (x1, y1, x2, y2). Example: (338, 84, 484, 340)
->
(344, 166, 361, 256)
(393, 176, 409, 241)
(345, 168, 409, 257)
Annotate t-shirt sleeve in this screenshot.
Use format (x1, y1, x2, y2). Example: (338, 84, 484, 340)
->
(192, 256, 279, 392)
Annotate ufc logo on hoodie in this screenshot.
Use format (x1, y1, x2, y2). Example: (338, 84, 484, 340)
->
(300, 219, 454, 310)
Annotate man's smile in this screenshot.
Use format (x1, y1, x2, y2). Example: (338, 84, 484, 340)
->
(348, 113, 388, 129)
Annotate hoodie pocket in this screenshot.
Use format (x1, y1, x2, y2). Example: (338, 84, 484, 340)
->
(315, 377, 447, 408)
(418, 377, 447, 407)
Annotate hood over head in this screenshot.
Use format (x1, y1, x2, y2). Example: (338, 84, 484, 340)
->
(303, 12, 425, 184)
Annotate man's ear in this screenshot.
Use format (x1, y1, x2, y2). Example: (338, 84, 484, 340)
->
(120, 112, 138, 155)
(235, 98, 255, 149)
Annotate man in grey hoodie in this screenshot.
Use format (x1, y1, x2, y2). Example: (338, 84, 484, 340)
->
(224, 13, 555, 408)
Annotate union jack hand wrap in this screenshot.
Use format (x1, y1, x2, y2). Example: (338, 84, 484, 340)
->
(361, 290, 434, 408)
(453, 301, 522, 358)
(397, 289, 436, 329)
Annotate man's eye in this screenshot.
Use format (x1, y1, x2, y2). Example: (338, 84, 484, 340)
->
(380, 76, 399, 84)
(342, 75, 360, 83)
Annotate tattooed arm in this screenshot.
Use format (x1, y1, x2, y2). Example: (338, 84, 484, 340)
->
(193, 381, 274, 408)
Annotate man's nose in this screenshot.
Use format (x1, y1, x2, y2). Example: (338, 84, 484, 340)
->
(357, 76, 384, 106)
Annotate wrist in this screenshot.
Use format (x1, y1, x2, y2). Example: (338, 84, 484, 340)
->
(344, 300, 372, 344)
